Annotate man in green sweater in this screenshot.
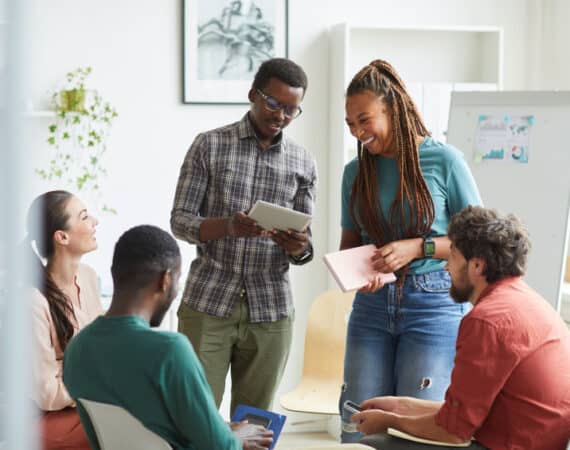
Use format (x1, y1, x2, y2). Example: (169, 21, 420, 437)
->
(63, 225, 273, 450)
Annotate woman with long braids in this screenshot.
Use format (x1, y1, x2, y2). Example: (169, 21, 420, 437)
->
(339, 60, 482, 442)
(26, 190, 102, 449)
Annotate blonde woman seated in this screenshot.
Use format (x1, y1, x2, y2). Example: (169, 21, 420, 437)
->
(26, 190, 102, 450)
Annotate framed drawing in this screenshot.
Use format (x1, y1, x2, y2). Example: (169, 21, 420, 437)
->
(183, 0, 289, 104)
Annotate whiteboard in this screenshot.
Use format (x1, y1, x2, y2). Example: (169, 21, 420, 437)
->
(447, 91, 570, 310)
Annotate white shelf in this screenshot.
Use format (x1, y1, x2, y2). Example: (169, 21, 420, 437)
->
(562, 282, 570, 297)
(24, 110, 55, 118)
(0, 110, 55, 118)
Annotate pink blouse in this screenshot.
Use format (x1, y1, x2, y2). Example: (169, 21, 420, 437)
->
(31, 263, 103, 411)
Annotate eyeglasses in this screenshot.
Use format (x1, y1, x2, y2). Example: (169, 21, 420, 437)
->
(256, 89, 302, 119)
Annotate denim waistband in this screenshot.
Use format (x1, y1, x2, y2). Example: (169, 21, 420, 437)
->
(401, 269, 451, 289)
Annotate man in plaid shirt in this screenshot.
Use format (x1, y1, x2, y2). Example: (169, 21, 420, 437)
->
(171, 58, 317, 415)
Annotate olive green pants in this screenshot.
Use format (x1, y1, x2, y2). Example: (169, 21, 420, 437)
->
(177, 299, 293, 416)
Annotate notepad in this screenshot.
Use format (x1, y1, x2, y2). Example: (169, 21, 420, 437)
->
(387, 428, 472, 447)
(323, 244, 396, 292)
(232, 404, 286, 450)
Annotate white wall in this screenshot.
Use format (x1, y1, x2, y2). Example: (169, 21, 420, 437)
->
(528, 0, 570, 90)
(25, 0, 551, 430)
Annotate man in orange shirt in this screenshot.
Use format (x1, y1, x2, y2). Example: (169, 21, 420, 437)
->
(351, 206, 570, 450)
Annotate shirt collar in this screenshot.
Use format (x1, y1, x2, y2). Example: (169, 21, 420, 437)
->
(98, 315, 150, 328)
(238, 112, 284, 150)
(475, 276, 523, 306)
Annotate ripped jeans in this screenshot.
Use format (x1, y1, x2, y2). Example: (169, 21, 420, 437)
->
(339, 270, 469, 443)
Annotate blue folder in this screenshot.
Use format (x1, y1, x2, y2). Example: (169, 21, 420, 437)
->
(231, 404, 287, 450)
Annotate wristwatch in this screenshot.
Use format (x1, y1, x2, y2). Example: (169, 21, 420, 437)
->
(423, 236, 435, 258)
(290, 243, 313, 264)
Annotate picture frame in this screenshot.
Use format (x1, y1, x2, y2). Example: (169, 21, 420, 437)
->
(182, 0, 289, 104)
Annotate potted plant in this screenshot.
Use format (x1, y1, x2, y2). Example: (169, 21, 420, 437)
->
(58, 66, 91, 113)
(37, 67, 118, 213)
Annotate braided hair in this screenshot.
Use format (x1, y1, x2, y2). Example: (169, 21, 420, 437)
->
(347, 59, 434, 247)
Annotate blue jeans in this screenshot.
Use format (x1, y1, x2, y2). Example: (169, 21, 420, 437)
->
(339, 270, 469, 443)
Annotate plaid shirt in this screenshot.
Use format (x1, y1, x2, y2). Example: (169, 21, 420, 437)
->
(171, 113, 317, 322)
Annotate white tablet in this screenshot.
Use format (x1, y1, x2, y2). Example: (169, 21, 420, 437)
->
(248, 200, 311, 232)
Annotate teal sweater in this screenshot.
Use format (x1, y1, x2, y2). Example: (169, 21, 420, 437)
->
(63, 316, 241, 450)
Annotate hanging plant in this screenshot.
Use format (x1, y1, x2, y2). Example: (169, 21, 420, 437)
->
(37, 66, 118, 213)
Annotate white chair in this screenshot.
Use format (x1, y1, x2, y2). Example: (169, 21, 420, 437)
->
(78, 398, 172, 450)
(280, 290, 355, 415)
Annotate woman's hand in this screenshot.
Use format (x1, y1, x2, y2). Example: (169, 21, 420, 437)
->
(372, 238, 422, 273)
(358, 274, 389, 293)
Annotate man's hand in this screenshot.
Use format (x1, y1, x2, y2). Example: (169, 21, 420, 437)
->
(227, 212, 264, 238)
(351, 409, 398, 435)
(360, 396, 405, 414)
(362, 396, 442, 416)
(230, 421, 274, 450)
(268, 228, 309, 256)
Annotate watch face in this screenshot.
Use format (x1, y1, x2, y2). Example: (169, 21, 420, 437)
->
(424, 240, 436, 257)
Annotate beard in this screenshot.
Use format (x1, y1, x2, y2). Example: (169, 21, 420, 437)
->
(449, 282, 474, 304)
(149, 304, 169, 327)
(448, 261, 473, 304)
(150, 280, 177, 327)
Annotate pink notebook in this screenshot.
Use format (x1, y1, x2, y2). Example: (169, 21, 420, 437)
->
(323, 244, 397, 292)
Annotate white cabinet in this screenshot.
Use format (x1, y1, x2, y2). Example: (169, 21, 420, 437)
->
(327, 23, 503, 251)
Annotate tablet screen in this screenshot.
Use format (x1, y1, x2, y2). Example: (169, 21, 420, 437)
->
(243, 413, 272, 428)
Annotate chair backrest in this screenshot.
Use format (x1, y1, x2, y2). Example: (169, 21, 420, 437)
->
(301, 290, 355, 380)
(78, 398, 172, 450)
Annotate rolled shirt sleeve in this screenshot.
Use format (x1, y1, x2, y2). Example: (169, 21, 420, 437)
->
(170, 133, 209, 245)
(288, 158, 317, 265)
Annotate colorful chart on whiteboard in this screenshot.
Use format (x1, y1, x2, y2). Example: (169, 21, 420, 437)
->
(473, 114, 534, 164)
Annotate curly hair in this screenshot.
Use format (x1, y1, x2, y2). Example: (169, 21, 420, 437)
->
(448, 206, 531, 283)
(252, 58, 308, 93)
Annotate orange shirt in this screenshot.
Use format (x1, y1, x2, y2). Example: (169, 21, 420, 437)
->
(436, 277, 570, 449)
(31, 264, 103, 411)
